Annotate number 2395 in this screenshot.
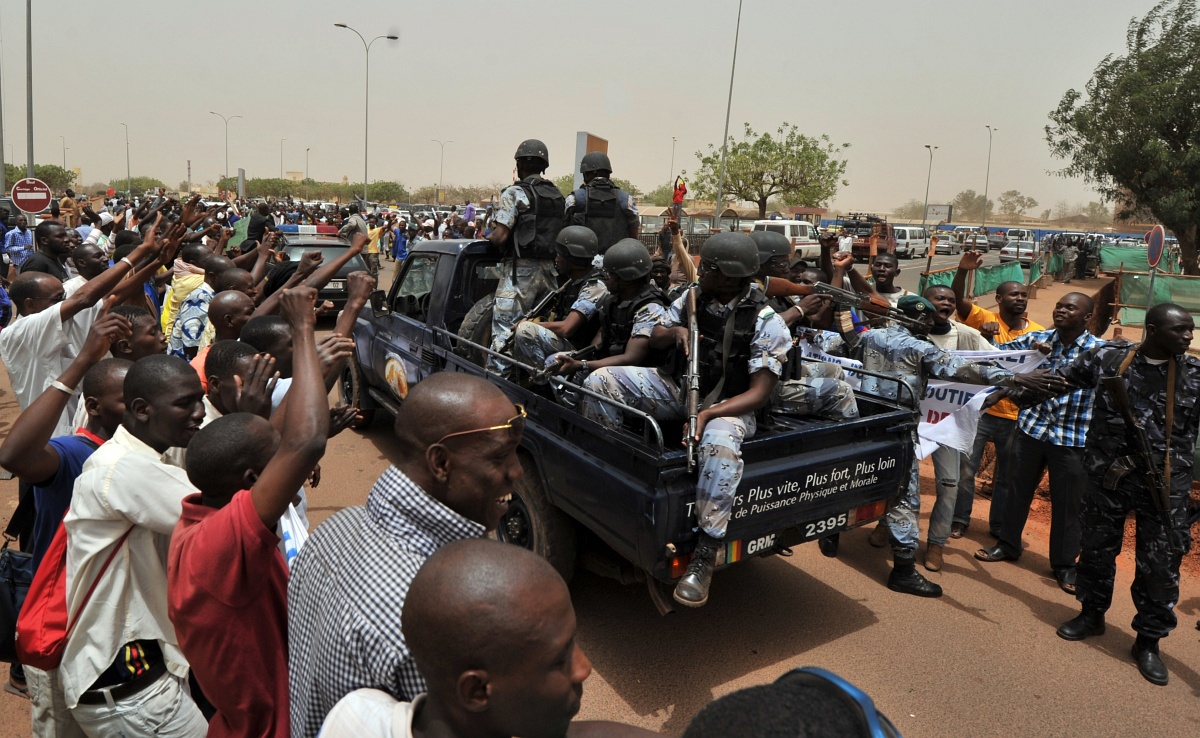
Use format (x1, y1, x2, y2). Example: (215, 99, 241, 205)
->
(806, 513, 848, 538)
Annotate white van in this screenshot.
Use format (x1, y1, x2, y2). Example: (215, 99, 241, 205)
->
(751, 220, 820, 259)
(892, 226, 930, 259)
(1006, 228, 1034, 242)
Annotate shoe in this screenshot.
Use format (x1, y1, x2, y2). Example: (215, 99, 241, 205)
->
(1131, 636, 1169, 686)
(949, 522, 966, 539)
(1054, 566, 1077, 594)
(1056, 610, 1105, 641)
(888, 555, 943, 598)
(925, 543, 944, 572)
(674, 534, 720, 608)
(974, 544, 1019, 563)
(868, 522, 890, 548)
(817, 533, 839, 558)
(4, 676, 27, 700)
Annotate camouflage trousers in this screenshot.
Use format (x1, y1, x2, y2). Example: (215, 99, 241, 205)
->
(512, 321, 571, 370)
(774, 376, 859, 421)
(582, 366, 756, 539)
(885, 432, 923, 554)
(1076, 474, 1193, 639)
(488, 258, 557, 371)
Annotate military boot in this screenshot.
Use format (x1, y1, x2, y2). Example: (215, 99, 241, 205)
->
(1056, 608, 1105, 641)
(673, 533, 721, 608)
(1131, 635, 1168, 686)
(887, 552, 943, 597)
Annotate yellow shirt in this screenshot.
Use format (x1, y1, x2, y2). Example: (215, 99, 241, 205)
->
(365, 227, 383, 255)
(963, 303, 1043, 420)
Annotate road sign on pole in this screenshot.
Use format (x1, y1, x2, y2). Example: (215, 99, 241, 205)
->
(1145, 225, 1166, 269)
(10, 177, 52, 214)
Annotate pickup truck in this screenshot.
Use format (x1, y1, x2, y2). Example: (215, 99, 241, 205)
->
(341, 238, 917, 611)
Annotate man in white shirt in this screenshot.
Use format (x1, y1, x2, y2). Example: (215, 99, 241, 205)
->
(62, 354, 208, 736)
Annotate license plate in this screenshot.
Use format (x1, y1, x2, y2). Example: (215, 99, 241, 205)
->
(327, 280, 346, 291)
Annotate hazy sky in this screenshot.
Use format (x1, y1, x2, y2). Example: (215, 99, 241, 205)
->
(0, 0, 1161, 212)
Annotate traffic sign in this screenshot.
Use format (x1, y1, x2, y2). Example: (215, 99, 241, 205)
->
(10, 178, 52, 214)
(1146, 225, 1166, 269)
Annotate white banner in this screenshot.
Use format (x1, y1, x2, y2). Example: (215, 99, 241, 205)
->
(796, 336, 1045, 458)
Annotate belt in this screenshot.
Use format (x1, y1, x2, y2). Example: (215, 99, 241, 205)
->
(77, 660, 167, 706)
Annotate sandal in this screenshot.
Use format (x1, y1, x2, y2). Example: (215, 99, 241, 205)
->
(5, 677, 28, 700)
(1054, 567, 1077, 594)
(974, 545, 1019, 563)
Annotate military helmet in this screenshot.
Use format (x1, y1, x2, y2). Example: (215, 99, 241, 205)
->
(580, 151, 613, 175)
(603, 238, 653, 280)
(749, 230, 793, 263)
(555, 225, 599, 264)
(700, 232, 760, 278)
(514, 139, 550, 169)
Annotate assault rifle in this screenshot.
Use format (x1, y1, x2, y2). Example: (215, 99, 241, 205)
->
(496, 277, 578, 355)
(1101, 376, 1177, 550)
(533, 345, 598, 384)
(794, 281, 927, 332)
(684, 286, 701, 473)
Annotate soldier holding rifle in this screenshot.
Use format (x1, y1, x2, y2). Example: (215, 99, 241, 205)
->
(1040, 303, 1198, 687)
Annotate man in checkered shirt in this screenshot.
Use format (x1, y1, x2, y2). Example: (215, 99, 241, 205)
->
(287, 372, 526, 737)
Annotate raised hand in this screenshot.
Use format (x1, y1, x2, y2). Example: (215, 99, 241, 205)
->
(79, 311, 133, 365)
(234, 353, 279, 418)
(958, 250, 985, 271)
(279, 286, 319, 331)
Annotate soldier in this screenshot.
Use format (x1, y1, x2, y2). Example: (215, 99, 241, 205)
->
(509, 225, 606, 370)
(486, 140, 565, 365)
(564, 152, 640, 254)
(1048, 303, 1197, 687)
(830, 295, 1057, 597)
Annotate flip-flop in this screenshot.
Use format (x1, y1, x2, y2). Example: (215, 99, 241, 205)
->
(4, 679, 28, 700)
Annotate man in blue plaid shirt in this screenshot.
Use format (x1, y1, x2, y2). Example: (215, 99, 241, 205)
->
(976, 293, 1101, 594)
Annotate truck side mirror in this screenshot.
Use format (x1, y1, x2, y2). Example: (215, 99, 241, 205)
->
(369, 290, 390, 318)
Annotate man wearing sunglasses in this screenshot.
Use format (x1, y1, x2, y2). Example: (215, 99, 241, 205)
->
(287, 372, 526, 738)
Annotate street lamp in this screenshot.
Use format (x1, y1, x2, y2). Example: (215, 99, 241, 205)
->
(60, 136, 66, 170)
(669, 136, 677, 186)
(210, 111, 242, 181)
(120, 123, 131, 201)
(923, 144, 938, 274)
(982, 125, 997, 231)
(713, 0, 744, 232)
(280, 138, 287, 180)
(305, 147, 311, 201)
(335, 23, 399, 203)
(431, 139, 452, 193)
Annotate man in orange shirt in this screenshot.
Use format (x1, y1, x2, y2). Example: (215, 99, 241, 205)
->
(949, 250, 1043, 538)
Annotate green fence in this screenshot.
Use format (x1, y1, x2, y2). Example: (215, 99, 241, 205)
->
(917, 261, 1025, 299)
(1115, 271, 1200, 325)
(1098, 245, 1180, 274)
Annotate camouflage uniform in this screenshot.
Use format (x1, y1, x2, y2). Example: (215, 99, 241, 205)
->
(774, 360, 859, 421)
(578, 302, 674, 429)
(1058, 344, 1199, 638)
(851, 324, 1015, 554)
(488, 184, 557, 368)
(511, 279, 608, 369)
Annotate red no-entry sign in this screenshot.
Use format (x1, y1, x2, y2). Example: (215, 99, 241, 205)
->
(10, 178, 52, 214)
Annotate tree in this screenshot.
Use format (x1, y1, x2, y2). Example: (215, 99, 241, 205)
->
(891, 199, 926, 221)
(949, 190, 994, 222)
(644, 183, 673, 207)
(5, 164, 77, 193)
(690, 123, 849, 217)
(1084, 200, 1113, 226)
(367, 181, 409, 203)
(1046, 0, 1200, 273)
(553, 174, 574, 198)
(998, 190, 1039, 216)
(108, 176, 166, 196)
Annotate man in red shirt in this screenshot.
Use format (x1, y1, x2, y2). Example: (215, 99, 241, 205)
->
(168, 285, 329, 738)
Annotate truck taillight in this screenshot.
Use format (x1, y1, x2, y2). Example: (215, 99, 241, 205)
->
(849, 499, 888, 525)
(668, 554, 691, 579)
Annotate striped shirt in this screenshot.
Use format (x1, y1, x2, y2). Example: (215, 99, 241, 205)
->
(1002, 328, 1103, 447)
(4, 227, 33, 267)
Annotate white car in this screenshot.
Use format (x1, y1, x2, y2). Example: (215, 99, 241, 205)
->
(934, 235, 962, 254)
(999, 240, 1040, 265)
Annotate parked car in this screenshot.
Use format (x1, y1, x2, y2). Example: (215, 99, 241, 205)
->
(962, 235, 990, 252)
(934, 235, 962, 255)
(892, 226, 930, 260)
(986, 233, 1008, 251)
(751, 219, 821, 260)
(999, 240, 1040, 265)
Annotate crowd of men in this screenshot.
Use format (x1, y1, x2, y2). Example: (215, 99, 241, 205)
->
(0, 138, 1191, 737)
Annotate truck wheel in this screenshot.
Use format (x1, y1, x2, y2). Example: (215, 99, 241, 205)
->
(455, 295, 495, 365)
(339, 354, 375, 428)
(495, 454, 577, 582)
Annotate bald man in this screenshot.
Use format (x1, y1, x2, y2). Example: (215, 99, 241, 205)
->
(191, 290, 256, 390)
(289, 372, 525, 738)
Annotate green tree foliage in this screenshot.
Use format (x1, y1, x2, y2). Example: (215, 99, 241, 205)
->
(998, 190, 1039, 216)
(215, 177, 409, 203)
(1046, 0, 1200, 273)
(553, 174, 574, 198)
(644, 183, 673, 207)
(5, 164, 77, 192)
(891, 199, 926, 221)
(107, 176, 166, 195)
(690, 123, 849, 218)
(950, 190, 994, 223)
(1083, 201, 1113, 226)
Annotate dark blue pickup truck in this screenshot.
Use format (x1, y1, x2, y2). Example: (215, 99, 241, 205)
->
(341, 239, 917, 611)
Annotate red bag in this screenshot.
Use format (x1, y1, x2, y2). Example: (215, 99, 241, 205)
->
(16, 524, 131, 670)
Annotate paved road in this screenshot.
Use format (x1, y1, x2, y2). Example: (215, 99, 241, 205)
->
(1, 255, 1197, 737)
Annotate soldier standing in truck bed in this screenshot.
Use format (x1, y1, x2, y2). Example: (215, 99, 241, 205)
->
(564, 152, 640, 255)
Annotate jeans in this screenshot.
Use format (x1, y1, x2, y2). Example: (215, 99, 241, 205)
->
(70, 673, 207, 738)
(928, 445, 964, 546)
(954, 413, 1016, 535)
(27, 666, 85, 738)
(995, 429, 1085, 569)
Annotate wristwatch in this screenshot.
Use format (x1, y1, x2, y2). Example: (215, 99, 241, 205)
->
(581, 360, 590, 374)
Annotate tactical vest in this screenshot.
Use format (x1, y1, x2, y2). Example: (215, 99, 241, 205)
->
(512, 176, 565, 260)
(601, 282, 670, 367)
(549, 271, 603, 349)
(569, 178, 627, 254)
(692, 288, 768, 401)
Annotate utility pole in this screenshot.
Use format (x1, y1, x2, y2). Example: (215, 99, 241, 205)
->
(25, 0, 33, 177)
(982, 125, 997, 231)
(713, 0, 744, 232)
(187, 159, 191, 195)
(0, 43, 7, 196)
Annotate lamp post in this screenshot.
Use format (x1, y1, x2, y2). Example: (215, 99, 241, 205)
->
(120, 123, 131, 200)
(713, 0, 744, 232)
(305, 147, 311, 201)
(60, 136, 66, 169)
(923, 144, 938, 274)
(25, 0, 33, 178)
(669, 136, 677, 186)
(982, 125, 997, 232)
(280, 138, 286, 180)
(335, 23, 399, 203)
(431, 139, 452, 193)
(210, 111, 242, 181)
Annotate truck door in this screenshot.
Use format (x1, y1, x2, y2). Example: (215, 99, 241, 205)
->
(374, 253, 442, 402)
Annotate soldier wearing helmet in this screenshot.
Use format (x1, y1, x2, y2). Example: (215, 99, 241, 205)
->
(485, 139, 566, 369)
(510, 225, 609, 370)
(564, 151, 640, 254)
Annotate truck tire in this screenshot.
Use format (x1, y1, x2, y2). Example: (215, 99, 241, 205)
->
(339, 354, 376, 428)
(495, 454, 577, 582)
(455, 295, 495, 365)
